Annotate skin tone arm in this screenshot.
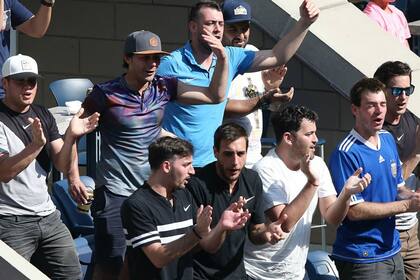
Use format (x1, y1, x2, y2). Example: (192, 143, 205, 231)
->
(16, 4, 52, 38)
(0, 0, 4, 31)
(401, 125, 420, 181)
(176, 29, 228, 105)
(248, 213, 288, 245)
(248, 0, 319, 72)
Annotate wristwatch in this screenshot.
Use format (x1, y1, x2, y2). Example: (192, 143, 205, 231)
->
(41, 0, 55, 7)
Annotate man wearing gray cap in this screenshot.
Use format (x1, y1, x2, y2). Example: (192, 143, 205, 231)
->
(0, 54, 99, 279)
(78, 30, 228, 280)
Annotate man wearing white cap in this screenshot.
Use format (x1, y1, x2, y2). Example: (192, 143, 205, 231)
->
(0, 54, 99, 279)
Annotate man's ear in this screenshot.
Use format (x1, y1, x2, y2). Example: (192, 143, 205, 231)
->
(283, 132, 293, 145)
(351, 104, 358, 117)
(161, 160, 171, 174)
(188, 20, 197, 34)
(123, 55, 131, 67)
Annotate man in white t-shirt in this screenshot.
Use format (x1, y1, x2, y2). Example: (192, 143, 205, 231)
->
(221, 0, 293, 167)
(244, 105, 371, 279)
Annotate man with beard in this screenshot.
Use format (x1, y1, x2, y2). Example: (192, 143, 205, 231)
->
(243, 105, 371, 280)
(157, 0, 319, 168)
(187, 123, 288, 279)
(329, 78, 420, 280)
(121, 137, 251, 280)
(375, 61, 420, 280)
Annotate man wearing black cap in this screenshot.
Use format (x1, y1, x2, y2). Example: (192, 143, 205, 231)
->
(0, 54, 99, 279)
(78, 30, 228, 280)
(221, 0, 292, 168)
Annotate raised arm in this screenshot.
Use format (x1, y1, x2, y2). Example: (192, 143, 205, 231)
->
(0, 0, 4, 31)
(248, 0, 319, 72)
(176, 29, 228, 105)
(16, 2, 53, 38)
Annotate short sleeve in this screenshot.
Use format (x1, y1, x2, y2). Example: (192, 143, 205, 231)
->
(0, 123, 9, 154)
(255, 164, 289, 211)
(82, 85, 107, 115)
(226, 46, 255, 76)
(121, 199, 160, 249)
(44, 109, 61, 143)
(317, 159, 337, 198)
(249, 173, 266, 225)
(10, 0, 33, 28)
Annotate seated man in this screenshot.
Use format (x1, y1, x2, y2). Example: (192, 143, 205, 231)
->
(187, 123, 288, 279)
(244, 105, 371, 280)
(0, 54, 99, 279)
(121, 137, 250, 280)
(329, 78, 420, 280)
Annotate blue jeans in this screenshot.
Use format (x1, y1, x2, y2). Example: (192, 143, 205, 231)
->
(334, 253, 405, 280)
(0, 210, 81, 279)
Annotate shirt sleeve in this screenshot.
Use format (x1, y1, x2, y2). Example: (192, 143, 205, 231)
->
(11, 0, 33, 28)
(0, 122, 9, 154)
(44, 108, 61, 143)
(82, 85, 107, 115)
(317, 158, 337, 198)
(250, 173, 268, 225)
(186, 177, 208, 206)
(226, 46, 255, 76)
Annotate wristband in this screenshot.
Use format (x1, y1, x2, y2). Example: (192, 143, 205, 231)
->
(192, 226, 202, 239)
(41, 0, 54, 7)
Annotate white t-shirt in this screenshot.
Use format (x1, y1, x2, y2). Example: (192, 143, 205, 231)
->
(244, 149, 336, 280)
(224, 44, 264, 168)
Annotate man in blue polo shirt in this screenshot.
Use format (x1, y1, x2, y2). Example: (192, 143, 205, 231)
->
(0, 0, 55, 98)
(329, 77, 420, 280)
(157, 0, 319, 167)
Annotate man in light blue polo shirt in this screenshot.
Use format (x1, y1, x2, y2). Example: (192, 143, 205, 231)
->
(157, 0, 319, 167)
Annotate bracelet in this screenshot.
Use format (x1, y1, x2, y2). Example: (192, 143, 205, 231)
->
(41, 0, 54, 7)
(192, 226, 202, 239)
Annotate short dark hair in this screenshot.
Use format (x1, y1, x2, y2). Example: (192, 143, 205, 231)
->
(374, 61, 412, 86)
(188, 0, 221, 22)
(214, 123, 248, 150)
(350, 78, 385, 107)
(271, 105, 318, 143)
(122, 53, 134, 69)
(148, 137, 194, 170)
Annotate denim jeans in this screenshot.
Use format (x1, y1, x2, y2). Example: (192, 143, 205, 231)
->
(0, 210, 81, 279)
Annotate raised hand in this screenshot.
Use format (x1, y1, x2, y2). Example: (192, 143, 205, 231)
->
(265, 213, 288, 244)
(202, 28, 226, 60)
(262, 65, 287, 90)
(67, 108, 99, 138)
(28, 117, 46, 148)
(196, 205, 213, 237)
(266, 87, 294, 105)
(300, 153, 319, 186)
(300, 0, 320, 26)
(219, 201, 251, 231)
(343, 168, 371, 195)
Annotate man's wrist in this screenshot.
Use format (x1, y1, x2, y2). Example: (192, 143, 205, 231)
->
(258, 93, 271, 110)
(192, 226, 202, 239)
(41, 0, 54, 7)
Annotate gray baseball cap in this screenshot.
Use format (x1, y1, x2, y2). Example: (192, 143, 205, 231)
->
(124, 30, 170, 55)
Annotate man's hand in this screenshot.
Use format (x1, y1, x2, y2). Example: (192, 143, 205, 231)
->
(219, 202, 251, 231)
(28, 117, 46, 148)
(300, 153, 319, 186)
(265, 87, 294, 105)
(262, 65, 287, 90)
(195, 205, 213, 238)
(300, 0, 320, 26)
(407, 192, 420, 212)
(67, 108, 99, 138)
(68, 178, 90, 205)
(202, 28, 226, 60)
(265, 213, 288, 244)
(343, 168, 372, 196)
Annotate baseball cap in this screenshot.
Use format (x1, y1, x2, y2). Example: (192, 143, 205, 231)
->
(124, 30, 170, 56)
(2, 54, 42, 79)
(222, 0, 252, 24)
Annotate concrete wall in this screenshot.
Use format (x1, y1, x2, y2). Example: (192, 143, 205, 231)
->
(18, 0, 355, 245)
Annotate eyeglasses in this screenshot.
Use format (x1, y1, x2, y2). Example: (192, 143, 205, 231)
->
(388, 85, 415, 97)
(10, 77, 37, 87)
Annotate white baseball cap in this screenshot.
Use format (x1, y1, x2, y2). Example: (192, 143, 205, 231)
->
(2, 54, 42, 79)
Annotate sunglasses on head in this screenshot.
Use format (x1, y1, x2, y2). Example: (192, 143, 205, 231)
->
(388, 84, 415, 97)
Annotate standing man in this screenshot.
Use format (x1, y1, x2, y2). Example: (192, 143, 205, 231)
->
(243, 105, 371, 280)
(79, 30, 228, 280)
(374, 61, 420, 280)
(0, 0, 54, 98)
(121, 137, 250, 280)
(221, 0, 292, 167)
(187, 123, 289, 279)
(0, 54, 99, 279)
(329, 78, 420, 280)
(157, 0, 319, 168)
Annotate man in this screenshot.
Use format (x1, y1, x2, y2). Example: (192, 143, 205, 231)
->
(329, 78, 420, 279)
(0, 54, 99, 279)
(243, 105, 371, 280)
(157, 0, 318, 168)
(78, 30, 228, 280)
(374, 61, 420, 280)
(0, 0, 54, 97)
(187, 123, 289, 279)
(221, 0, 292, 167)
(121, 137, 251, 279)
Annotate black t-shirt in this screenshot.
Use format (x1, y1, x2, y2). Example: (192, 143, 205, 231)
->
(187, 162, 265, 280)
(0, 101, 61, 173)
(121, 183, 197, 280)
(383, 110, 419, 163)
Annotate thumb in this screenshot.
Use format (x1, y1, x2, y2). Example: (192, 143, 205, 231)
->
(28, 117, 34, 124)
(275, 213, 288, 226)
(75, 107, 84, 118)
(196, 205, 204, 217)
(353, 167, 363, 177)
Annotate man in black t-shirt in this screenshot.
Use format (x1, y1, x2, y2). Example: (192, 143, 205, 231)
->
(0, 54, 99, 279)
(187, 123, 288, 279)
(121, 137, 251, 280)
(375, 61, 420, 280)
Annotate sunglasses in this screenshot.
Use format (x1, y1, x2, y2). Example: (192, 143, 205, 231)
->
(388, 84, 415, 97)
(10, 77, 38, 87)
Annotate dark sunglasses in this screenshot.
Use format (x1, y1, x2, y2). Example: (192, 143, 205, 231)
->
(388, 84, 415, 97)
(10, 77, 38, 87)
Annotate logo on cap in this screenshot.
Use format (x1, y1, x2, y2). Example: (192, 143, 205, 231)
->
(21, 60, 32, 71)
(234, 5, 248, 16)
(149, 37, 159, 47)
